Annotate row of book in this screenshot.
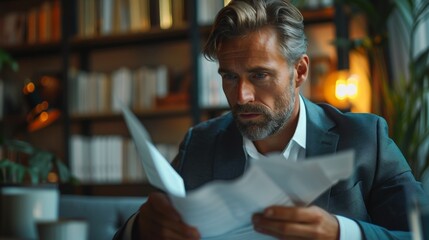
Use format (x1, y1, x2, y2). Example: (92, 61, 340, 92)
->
(0, 0, 228, 45)
(0, 0, 61, 46)
(68, 66, 168, 115)
(70, 135, 177, 183)
(77, 0, 227, 38)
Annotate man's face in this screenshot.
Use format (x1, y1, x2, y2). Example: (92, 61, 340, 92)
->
(217, 27, 299, 140)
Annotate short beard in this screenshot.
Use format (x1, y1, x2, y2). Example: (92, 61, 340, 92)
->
(232, 81, 296, 141)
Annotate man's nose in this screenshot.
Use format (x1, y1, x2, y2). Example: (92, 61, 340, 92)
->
(237, 79, 255, 105)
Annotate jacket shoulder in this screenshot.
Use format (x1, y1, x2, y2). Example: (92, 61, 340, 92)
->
(191, 112, 235, 135)
(316, 102, 386, 129)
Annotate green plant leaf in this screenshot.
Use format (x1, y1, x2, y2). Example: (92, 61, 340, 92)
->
(393, 0, 413, 29)
(55, 158, 71, 182)
(4, 139, 35, 155)
(413, 1, 429, 39)
(411, 48, 429, 82)
(27, 168, 39, 184)
(0, 159, 26, 183)
(415, 0, 429, 21)
(29, 151, 54, 182)
(0, 48, 18, 72)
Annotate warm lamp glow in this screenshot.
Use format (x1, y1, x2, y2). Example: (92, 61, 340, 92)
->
(324, 70, 371, 112)
(335, 79, 348, 100)
(28, 109, 61, 132)
(23, 82, 35, 94)
(23, 78, 62, 132)
(335, 76, 359, 101)
(39, 111, 49, 122)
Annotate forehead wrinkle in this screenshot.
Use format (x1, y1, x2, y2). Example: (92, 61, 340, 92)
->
(217, 27, 279, 60)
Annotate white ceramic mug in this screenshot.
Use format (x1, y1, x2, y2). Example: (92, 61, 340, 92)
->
(37, 219, 88, 240)
(0, 186, 59, 239)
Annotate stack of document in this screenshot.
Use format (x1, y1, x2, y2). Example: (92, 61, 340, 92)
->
(121, 105, 354, 239)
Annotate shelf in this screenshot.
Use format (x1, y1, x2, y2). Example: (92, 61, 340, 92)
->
(302, 7, 335, 24)
(0, 6, 332, 58)
(60, 182, 157, 196)
(70, 106, 191, 122)
(1, 26, 213, 58)
(0, 41, 62, 58)
(71, 26, 190, 50)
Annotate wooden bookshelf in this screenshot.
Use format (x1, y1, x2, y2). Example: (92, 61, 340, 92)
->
(0, 0, 345, 196)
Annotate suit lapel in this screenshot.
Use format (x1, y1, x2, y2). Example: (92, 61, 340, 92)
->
(210, 100, 340, 210)
(213, 121, 247, 180)
(304, 99, 339, 209)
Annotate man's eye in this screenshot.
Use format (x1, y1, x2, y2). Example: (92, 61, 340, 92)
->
(221, 73, 237, 81)
(251, 72, 268, 80)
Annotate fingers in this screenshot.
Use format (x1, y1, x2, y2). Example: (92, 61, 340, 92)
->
(143, 216, 200, 240)
(252, 205, 339, 240)
(252, 213, 321, 239)
(148, 192, 182, 221)
(261, 205, 324, 223)
(137, 192, 201, 239)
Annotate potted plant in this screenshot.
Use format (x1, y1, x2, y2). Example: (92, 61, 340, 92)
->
(0, 50, 74, 239)
(0, 140, 76, 239)
(335, 0, 429, 181)
(0, 139, 72, 184)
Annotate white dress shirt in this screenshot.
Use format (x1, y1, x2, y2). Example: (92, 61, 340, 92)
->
(243, 95, 362, 240)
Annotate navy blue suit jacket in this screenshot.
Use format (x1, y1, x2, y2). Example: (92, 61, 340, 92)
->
(172, 98, 425, 239)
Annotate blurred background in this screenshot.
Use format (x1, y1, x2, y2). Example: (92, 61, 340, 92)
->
(0, 0, 427, 195)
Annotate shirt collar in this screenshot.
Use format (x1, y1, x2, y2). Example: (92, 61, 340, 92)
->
(243, 95, 307, 159)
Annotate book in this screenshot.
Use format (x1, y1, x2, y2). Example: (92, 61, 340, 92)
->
(158, 0, 172, 29)
(129, 0, 151, 32)
(100, 0, 114, 35)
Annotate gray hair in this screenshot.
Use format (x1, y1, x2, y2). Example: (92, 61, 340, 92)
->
(203, 0, 307, 65)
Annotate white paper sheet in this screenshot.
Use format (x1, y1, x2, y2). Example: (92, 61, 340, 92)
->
(122, 105, 355, 239)
(121, 104, 186, 197)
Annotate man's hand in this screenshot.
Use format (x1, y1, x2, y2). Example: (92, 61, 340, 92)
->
(135, 192, 200, 240)
(252, 205, 339, 240)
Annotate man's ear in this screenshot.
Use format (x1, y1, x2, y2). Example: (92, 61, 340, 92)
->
(294, 55, 309, 88)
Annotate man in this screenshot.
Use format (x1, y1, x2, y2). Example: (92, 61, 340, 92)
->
(116, 0, 425, 239)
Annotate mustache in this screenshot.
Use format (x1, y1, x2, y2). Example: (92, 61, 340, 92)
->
(233, 104, 269, 114)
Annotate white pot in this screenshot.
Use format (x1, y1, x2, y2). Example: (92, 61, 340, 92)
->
(0, 185, 59, 239)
